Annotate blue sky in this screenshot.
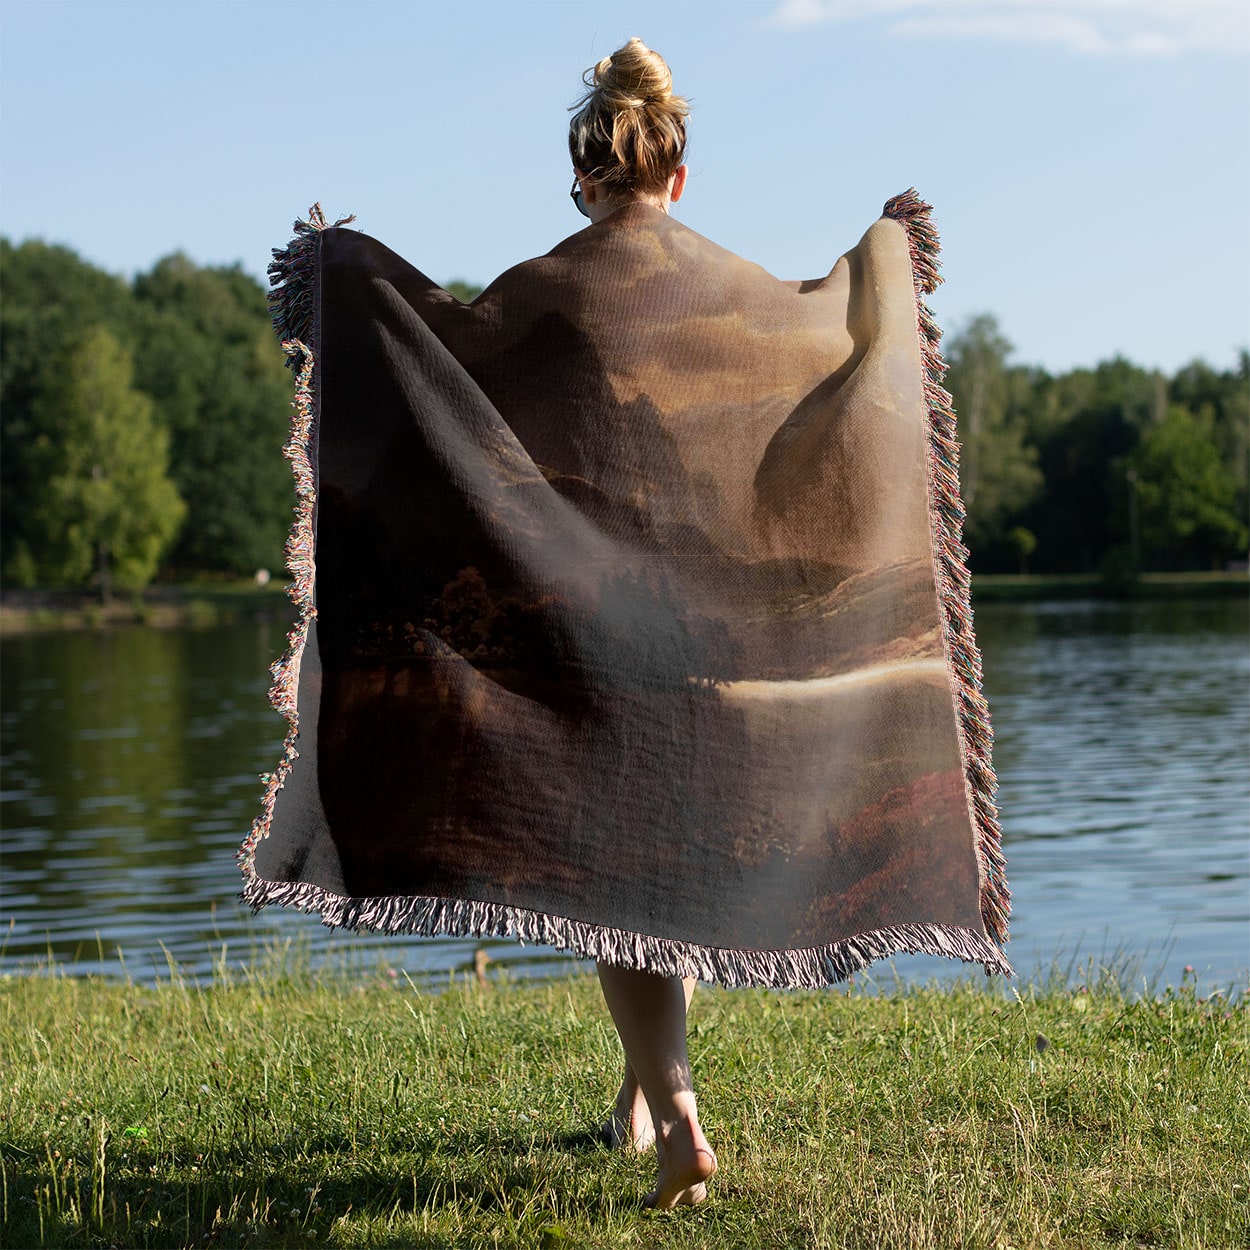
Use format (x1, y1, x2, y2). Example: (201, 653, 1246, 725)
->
(2, 0, 1247, 374)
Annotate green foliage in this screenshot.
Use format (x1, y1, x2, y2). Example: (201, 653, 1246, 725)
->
(1, 239, 295, 585)
(1132, 405, 1247, 568)
(16, 327, 185, 595)
(0, 240, 139, 580)
(445, 278, 484, 304)
(943, 316, 1249, 574)
(944, 316, 1043, 552)
(0, 238, 134, 334)
(131, 255, 293, 574)
(1029, 358, 1167, 574)
(1169, 351, 1250, 537)
(1006, 526, 1037, 574)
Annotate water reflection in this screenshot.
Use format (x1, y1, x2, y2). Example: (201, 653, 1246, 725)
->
(1, 597, 1246, 990)
(970, 597, 1249, 990)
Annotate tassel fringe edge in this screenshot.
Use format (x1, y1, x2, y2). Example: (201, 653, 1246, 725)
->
(236, 204, 349, 876)
(240, 872, 1014, 988)
(883, 188, 1011, 949)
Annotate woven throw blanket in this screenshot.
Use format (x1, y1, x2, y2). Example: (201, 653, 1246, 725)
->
(238, 191, 1012, 987)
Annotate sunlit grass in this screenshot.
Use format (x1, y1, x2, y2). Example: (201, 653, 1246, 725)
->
(2, 956, 1245, 1248)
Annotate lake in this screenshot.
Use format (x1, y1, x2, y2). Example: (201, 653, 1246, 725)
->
(2, 597, 1246, 993)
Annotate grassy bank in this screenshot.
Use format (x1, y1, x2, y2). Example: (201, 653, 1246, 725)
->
(1, 570, 1245, 634)
(2, 964, 1245, 1249)
(970, 570, 1249, 602)
(0, 582, 293, 634)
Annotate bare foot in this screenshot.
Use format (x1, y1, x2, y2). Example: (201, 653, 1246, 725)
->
(644, 1118, 717, 1209)
(601, 1075, 655, 1151)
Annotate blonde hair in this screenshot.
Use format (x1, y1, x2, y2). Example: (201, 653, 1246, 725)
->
(568, 38, 689, 197)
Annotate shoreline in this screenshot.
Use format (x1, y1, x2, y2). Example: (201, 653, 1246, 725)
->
(0, 582, 294, 634)
(969, 569, 1249, 601)
(1, 571, 1245, 635)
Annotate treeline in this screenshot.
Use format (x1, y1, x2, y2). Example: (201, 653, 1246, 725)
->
(1, 239, 1246, 596)
(1, 239, 295, 595)
(945, 316, 1247, 574)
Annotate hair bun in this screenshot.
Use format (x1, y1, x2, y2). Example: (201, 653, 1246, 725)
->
(569, 38, 689, 196)
(594, 36, 673, 109)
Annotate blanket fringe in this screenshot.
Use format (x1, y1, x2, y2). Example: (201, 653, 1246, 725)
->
(240, 872, 1013, 988)
(266, 204, 355, 360)
(883, 189, 1011, 949)
(238, 204, 349, 876)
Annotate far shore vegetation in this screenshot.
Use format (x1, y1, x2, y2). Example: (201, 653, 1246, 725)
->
(2, 238, 1247, 611)
(2, 955, 1245, 1249)
(1, 570, 1247, 636)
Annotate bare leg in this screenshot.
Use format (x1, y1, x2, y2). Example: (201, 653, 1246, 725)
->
(596, 964, 716, 1208)
(602, 977, 696, 1152)
(602, 1055, 654, 1151)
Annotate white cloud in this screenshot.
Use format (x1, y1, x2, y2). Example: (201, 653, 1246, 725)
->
(766, 0, 1250, 57)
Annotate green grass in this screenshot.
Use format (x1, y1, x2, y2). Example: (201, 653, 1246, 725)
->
(2, 959, 1246, 1249)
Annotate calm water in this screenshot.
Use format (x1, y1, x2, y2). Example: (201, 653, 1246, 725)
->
(2, 598, 1247, 991)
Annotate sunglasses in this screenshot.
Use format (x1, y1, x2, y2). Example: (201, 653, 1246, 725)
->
(570, 177, 589, 219)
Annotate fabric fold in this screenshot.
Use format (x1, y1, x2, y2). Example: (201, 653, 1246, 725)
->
(238, 192, 1012, 987)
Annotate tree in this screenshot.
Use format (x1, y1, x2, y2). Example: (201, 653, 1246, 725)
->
(19, 327, 185, 597)
(1, 239, 138, 579)
(1169, 353, 1250, 541)
(943, 315, 1043, 561)
(1020, 357, 1162, 573)
(445, 280, 483, 304)
(1007, 526, 1037, 574)
(1131, 405, 1247, 569)
(131, 255, 292, 574)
